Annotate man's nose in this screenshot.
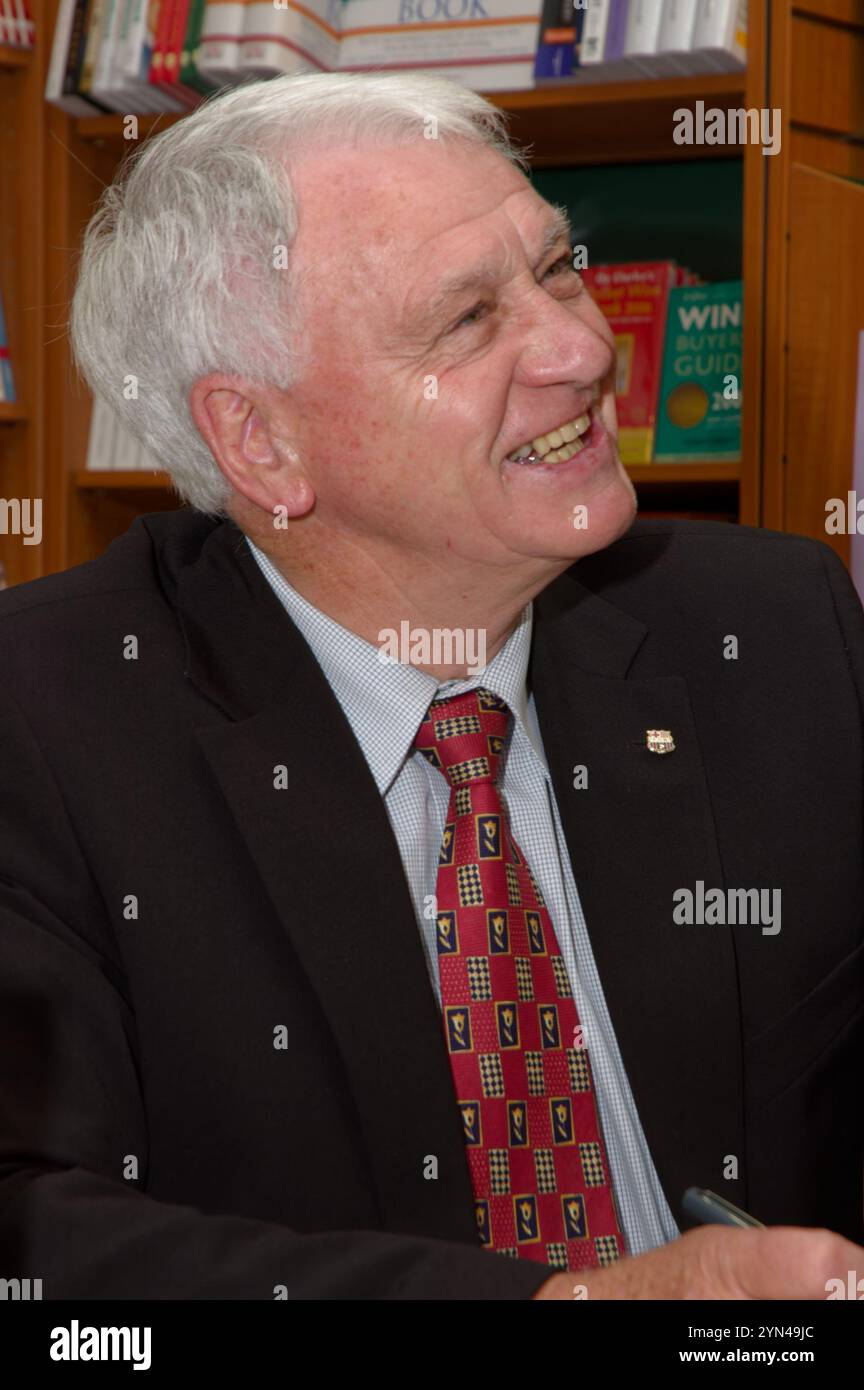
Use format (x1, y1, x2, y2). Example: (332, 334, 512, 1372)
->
(513, 294, 614, 390)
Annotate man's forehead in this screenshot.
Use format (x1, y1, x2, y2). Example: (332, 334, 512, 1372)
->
(289, 138, 529, 259)
(287, 140, 560, 327)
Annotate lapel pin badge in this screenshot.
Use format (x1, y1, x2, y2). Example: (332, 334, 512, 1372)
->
(646, 729, 675, 755)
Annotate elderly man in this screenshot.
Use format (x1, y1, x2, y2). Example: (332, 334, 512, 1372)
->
(1, 72, 862, 1301)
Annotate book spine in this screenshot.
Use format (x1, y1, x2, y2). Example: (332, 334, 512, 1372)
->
(197, 0, 245, 84)
(623, 0, 663, 76)
(580, 0, 609, 67)
(654, 0, 698, 74)
(91, 0, 125, 105)
(0, 289, 14, 403)
(65, 0, 93, 90)
(533, 0, 584, 81)
(693, 0, 746, 68)
(79, 0, 107, 92)
(148, 0, 173, 86)
(136, 0, 186, 107)
(180, 0, 217, 90)
(11, 0, 29, 45)
(45, 0, 78, 100)
(240, 0, 336, 77)
(162, 0, 202, 102)
(604, 0, 629, 59)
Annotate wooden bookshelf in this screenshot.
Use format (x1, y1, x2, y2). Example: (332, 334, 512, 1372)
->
(2, 0, 862, 581)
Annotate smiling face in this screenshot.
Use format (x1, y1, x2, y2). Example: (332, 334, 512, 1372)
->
(243, 135, 636, 594)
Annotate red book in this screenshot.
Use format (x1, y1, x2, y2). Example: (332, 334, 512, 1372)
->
(161, 0, 200, 107)
(148, 0, 174, 86)
(581, 261, 677, 464)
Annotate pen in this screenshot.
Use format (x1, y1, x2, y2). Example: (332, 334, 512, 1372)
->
(682, 1186, 765, 1229)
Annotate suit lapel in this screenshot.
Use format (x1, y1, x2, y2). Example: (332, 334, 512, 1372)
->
(532, 573, 746, 1226)
(170, 519, 479, 1245)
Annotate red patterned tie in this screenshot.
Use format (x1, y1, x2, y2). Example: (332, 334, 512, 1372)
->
(415, 687, 625, 1272)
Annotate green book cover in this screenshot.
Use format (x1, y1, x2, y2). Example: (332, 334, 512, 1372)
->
(653, 281, 743, 462)
(180, 0, 218, 93)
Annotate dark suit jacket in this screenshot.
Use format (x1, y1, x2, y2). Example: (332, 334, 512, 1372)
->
(1, 510, 863, 1299)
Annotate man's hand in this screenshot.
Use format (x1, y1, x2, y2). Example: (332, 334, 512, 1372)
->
(532, 1225, 864, 1299)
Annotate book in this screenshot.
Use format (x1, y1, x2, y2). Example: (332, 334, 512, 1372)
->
(147, 0, 173, 90)
(581, 260, 677, 464)
(580, 0, 630, 74)
(90, 0, 131, 110)
(239, 0, 338, 80)
(179, 0, 219, 93)
(338, 0, 541, 93)
(653, 279, 742, 462)
(622, 0, 663, 75)
(78, 0, 109, 99)
(0, 287, 15, 403)
(651, 0, 698, 75)
(2, 0, 34, 46)
(533, 0, 585, 82)
(692, 0, 746, 71)
(160, 0, 204, 104)
(197, 0, 245, 84)
(112, 0, 186, 110)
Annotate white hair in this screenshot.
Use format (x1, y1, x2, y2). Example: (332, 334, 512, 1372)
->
(69, 72, 527, 515)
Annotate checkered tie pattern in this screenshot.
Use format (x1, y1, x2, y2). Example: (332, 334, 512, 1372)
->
(415, 687, 624, 1272)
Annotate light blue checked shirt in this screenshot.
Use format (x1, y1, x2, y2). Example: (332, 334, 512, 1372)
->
(247, 537, 680, 1258)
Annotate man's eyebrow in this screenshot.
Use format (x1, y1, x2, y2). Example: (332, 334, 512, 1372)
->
(405, 207, 575, 332)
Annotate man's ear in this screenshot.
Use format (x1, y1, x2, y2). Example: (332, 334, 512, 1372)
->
(189, 373, 314, 519)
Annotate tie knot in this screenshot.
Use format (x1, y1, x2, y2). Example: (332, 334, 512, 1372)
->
(414, 687, 511, 787)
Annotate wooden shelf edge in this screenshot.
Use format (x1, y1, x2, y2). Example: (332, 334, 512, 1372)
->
(0, 402, 28, 423)
(0, 43, 32, 69)
(495, 70, 746, 112)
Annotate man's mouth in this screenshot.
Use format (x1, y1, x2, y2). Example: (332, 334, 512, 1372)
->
(506, 408, 594, 466)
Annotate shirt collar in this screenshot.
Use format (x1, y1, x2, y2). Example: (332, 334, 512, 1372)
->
(245, 537, 546, 793)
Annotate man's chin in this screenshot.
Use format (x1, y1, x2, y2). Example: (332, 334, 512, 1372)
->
(552, 459, 638, 562)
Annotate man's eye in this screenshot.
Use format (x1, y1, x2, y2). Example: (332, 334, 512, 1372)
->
(451, 302, 488, 332)
(543, 253, 577, 281)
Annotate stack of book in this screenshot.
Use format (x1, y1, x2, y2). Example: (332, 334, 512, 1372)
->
(46, 0, 748, 111)
(582, 262, 742, 463)
(537, 0, 747, 82)
(0, 0, 35, 48)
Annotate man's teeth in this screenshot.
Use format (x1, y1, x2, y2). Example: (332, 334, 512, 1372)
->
(507, 411, 592, 464)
